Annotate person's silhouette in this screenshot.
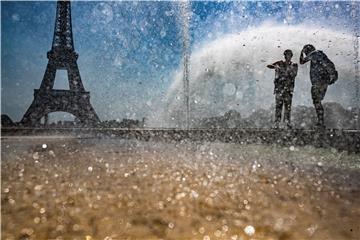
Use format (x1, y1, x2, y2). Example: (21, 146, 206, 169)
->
(300, 44, 338, 129)
(267, 49, 298, 129)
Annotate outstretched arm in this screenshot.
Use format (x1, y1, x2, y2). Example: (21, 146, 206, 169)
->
(267, 61, 280, 69)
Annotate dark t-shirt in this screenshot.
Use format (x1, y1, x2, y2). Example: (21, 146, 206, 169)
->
(272, 60, 298, 94)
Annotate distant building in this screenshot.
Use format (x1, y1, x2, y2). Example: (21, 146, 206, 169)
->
(100, 118, 145, 128)
(196, 103, 359, 130)
(197, 110, 255, 129)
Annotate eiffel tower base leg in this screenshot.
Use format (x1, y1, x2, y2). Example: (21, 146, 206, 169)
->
(21, 89, 100, 127)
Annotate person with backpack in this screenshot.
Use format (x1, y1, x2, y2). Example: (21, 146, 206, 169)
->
(267, 49, 298, 129)
(300, 44, 338, 129)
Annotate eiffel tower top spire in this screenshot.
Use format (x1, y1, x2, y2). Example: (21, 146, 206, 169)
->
(52, 0, 74, 52)
(47, 0, 78, 67)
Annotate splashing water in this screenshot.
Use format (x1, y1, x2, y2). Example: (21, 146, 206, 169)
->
(151, 24, 356, 127)
(351, 1, 360, 127)
(179, 1, 191, 129)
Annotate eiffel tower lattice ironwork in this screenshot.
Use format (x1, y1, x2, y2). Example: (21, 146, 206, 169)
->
(21, 0, 100, 126)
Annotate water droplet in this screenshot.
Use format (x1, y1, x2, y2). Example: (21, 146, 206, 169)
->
(306, 224, 318, 236)
(176, 192, 186, 200)
(214, 230, 221, 237)
(85, 235, 93, 240)
(32, 152, 39, 160)
(20, 228, 34, 236)
(49, 150, 56, 157)
(34, 217, 41, 224)
(160, 29, 166, 38)
(72, 224, 80, 231)
(223, 83, 236, 96)
(244, 225, 255, 236)
(190, 190, 199, 198)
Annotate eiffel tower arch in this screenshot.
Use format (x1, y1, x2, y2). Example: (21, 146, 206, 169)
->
(21, 0, 100, 126)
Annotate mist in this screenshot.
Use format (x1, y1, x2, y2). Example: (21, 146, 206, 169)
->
(150, 23, 357, 127)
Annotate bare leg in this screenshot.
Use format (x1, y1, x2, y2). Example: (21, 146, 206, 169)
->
(311, 84, 327, 129)
(274, 93, 283, 127)
(284, 93, 292, 128)
(314, 100, 324, 127)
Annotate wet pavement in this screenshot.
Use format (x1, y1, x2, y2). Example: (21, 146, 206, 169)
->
(1, 137, 360, 239)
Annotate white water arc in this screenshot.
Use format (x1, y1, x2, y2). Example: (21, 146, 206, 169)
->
(153, 24, 356, 128)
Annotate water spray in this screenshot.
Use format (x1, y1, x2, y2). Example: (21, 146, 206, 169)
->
(180, 1, 191, 130)
(351, 1, 359, 128)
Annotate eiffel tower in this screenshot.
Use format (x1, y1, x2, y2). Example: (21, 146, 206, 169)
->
(21, 0, 100, 126)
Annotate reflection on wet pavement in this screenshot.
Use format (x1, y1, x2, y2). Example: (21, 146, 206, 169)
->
(2, 138, 359, 239)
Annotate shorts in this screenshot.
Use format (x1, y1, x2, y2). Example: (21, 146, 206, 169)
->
(311, 84, 328, 102)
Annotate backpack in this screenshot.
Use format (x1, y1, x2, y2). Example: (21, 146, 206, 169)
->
(320, 51, 338, 85)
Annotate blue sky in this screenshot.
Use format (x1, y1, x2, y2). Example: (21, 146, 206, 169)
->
(1, 1, 359, 122)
